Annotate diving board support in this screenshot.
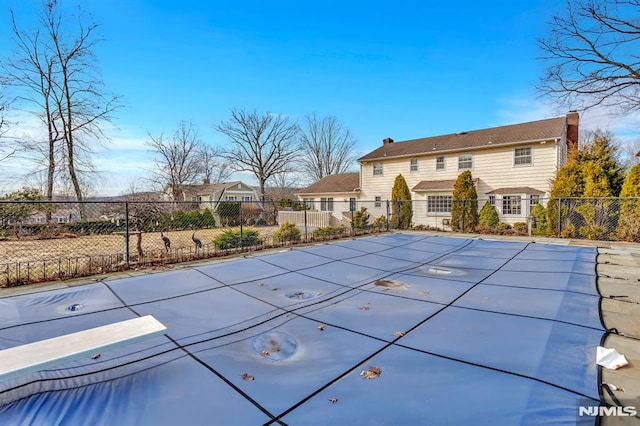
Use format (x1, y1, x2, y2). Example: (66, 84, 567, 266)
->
(0, 315, 167, 382)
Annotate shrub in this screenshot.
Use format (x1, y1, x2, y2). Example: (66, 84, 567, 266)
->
(495, 222, 512, 234)
(475, 223, 493, 234)
(530, 203, 548, 234)
(372, 215, 387, 230)
(213, 229, 262, 250)
(312, 226, 346, 239)
(390, 175, 412, 229)
(217, 202, 241, 226)
(352, 207, 370, 230)
(170, 209, 216, 229)
(478, 201, 499, 229)
(276, 197, 308, 210)
(241, 203, 261, 225)
(274, 222, 301, 243)
(451, 171, 478, 232)
(617, 163, 640, 242)
(513, 222, 528, 235)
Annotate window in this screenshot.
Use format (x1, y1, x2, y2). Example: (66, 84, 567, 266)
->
(488, 195, 496, 206)
(410, 159, 418, 172)
(436, 156, 445, 170)
(374, 196, 381, 208)
(514, 147, 532, 166)
(320, 197, 334, 211)
(303, 198, 315, 209)
(373, 163, 383, 176)
(242, 196, 252, 202)
(458, 154, 473, 170)
(226, 196, 236, 201)
(529, 194, 540, 209)
(349, 197, 357, 212)
(427, 195, 452, 213)
(502, 196, 522, 215)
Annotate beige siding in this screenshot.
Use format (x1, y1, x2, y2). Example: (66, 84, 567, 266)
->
(359, 141, 560, 226)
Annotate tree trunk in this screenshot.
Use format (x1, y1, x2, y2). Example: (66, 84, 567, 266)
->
(46, 107, 55, 223)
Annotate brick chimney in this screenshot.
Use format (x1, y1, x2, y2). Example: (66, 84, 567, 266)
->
(383, 137, 394, 146)
(566, 111, 579, 153)
(203, 178, 210, 185)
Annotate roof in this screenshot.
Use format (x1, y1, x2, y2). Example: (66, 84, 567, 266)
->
(412, 179, 479, 192)
(297, 173, 360, 195)
(182, 181, 249, 196)
(359, 116, 566, 162)
(485, 187, 545, 195)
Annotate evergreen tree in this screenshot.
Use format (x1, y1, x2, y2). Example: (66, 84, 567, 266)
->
(451, 171, 478, 232)
(478, 201, 499, 229)
(547, 159, 584, 237)
(617, 164, 640, 242)
(390, 174, 412, 229)
(575, 161, 614, 239)
(577, 131, 625, 196)
(352, 207, 370, 230)
(531, 203, 548, 234)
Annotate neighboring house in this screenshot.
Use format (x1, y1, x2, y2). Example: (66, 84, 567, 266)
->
(179, 180, 261, 208)
(27, 208, 80, 224)
(298, 112, 579, 227)
(291, 173, 360, 226)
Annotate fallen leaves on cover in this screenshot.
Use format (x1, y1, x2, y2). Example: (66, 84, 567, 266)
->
(242, 373, 255, 381)
(360, 366, 382, 379)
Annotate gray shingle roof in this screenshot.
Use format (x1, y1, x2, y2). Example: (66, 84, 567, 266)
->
(359, 116, 566, 162)
(182, 181, 245, 196)
(297, 173, 360, 195)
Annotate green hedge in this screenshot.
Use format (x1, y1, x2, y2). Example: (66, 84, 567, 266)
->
(312, 226, 346, 238)
(213, 229, 262, 250)
(274, 222, 301, 243)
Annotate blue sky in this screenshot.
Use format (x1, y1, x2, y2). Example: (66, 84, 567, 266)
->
(1, 0, 639, 195)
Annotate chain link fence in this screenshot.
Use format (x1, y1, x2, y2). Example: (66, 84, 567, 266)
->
(0, 200, 389, 287)
(1, 197, 638, 287)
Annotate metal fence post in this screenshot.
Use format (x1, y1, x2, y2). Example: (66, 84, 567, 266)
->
(124, 201, 130, 264)
(304, 208, 308, 242)
(557, 198, 562, 237)
(386, 200, 390, 230)
(462, 200, 465, 232)
(239, 201, 243, 243)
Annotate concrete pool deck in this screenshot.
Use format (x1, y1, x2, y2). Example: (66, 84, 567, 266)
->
(1, 231, 639, 423)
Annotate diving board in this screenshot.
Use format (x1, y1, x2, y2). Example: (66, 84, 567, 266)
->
(0, 315, 167, 381)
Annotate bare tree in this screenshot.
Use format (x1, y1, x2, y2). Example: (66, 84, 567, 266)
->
(216, 108, 299, 201)
(298, 113, 358, 181)
(147, 121, 202, 200)
(4, 1, 120, 217)
(265, 170, 301, 202)
(538, 0, 640, 114)
(0, 94, 15, 162)
(199, 144, 231, 183)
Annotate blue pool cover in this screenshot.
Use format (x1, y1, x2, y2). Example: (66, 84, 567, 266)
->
(0, 234, 604, 425)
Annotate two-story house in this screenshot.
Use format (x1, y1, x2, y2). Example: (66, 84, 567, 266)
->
(179, 180, 260, 207)
(298, 112, 578, 227)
